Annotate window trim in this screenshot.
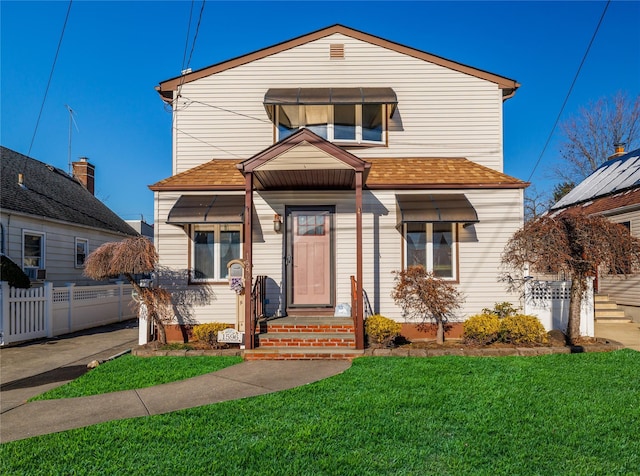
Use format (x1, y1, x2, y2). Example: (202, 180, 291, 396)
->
(275, 104, 387, 145)
(189, 224, 243, 284)
(402, 223, 458, 282)
(22, 230, 46, 277)
(75, 237, 89, 268)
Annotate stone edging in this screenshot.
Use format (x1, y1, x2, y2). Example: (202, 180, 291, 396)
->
(132, 341, 626, 358)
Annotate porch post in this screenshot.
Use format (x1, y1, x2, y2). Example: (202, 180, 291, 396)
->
(355, 171, 365, 350)
(244, 172, 255, 349)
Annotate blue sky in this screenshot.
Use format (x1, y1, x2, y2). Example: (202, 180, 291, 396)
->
(2, 1, 639, 224)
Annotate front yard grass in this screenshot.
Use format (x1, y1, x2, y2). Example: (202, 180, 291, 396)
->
(5, 350, 639, 475)
(29, 354, 243, 401)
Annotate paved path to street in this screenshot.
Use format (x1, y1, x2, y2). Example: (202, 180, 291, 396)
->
(595, 320, 640, 351)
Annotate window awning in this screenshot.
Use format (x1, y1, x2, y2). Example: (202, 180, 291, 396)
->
(167, 195, 244, 225)
(396, 194, 479, 225)
(264, 87, 397, 116)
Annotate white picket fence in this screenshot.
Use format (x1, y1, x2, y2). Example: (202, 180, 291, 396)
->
(523, 279, 595, 337)
(0, 281, 136, 346)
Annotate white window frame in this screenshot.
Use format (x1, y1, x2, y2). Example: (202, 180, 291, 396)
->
(190, 224, 242, 283)
(276, 104, 387, 145)
(75, 237, 89, 268)
(403, 223, 458, 281)
(22, 230, 45, 278)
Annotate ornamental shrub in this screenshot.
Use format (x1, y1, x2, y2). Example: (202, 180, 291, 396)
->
(499, 314, 548, 345)
(365, 314, 402, 347)
(463, 313, 500, 345)
(1, 254, 31, 289)
(192, 323, 231, 348)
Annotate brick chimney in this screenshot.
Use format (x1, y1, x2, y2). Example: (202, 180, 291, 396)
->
(72, 157, 95, 195)
(608, 143, 626, 160)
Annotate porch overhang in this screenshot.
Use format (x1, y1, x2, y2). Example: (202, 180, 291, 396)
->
(166, 195, 244, 225)
(396, 193, 479, 225)
(237, 128, 371, 190)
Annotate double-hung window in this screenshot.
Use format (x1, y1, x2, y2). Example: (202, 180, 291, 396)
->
(191, 224, 242, 282)
(404, 223, 457, 280)
(276, 104, 385, 145)
(23, 230, 45, 279)
(75, 238, 89, 268)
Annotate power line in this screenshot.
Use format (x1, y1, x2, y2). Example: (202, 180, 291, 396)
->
(27, 0, 73, 156)
(527, 0, 611, 182)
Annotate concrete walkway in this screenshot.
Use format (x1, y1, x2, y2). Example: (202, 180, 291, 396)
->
(1, 359, 351, 443)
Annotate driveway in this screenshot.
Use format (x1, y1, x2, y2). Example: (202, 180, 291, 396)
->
(1, 320, 138, 413)
(595, 321, 640, 351)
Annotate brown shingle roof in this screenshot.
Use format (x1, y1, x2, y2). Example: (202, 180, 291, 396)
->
(149, 160, 245, 191)
(365, 158, 526, 189)
(149, 157, 527, 191)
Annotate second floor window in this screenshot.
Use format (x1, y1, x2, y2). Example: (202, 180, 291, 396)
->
(276, 103, 385, 145)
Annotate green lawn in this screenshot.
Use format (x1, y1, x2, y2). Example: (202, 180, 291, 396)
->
(4, 350, 639, 475)
(30, 354, 243, 401)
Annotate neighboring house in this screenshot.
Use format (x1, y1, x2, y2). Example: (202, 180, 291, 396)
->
(549, 146, 640, 322)
(0, 146, 139, 286)
(150, 25, 527, 349)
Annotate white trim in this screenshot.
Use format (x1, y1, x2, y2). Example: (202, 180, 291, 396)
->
(22, 229, 46, 278)
(276, 104, 386, 145)
(403, 222, 458, 280)
(75, 237, 89, 268)
(190, 224, 242, 283)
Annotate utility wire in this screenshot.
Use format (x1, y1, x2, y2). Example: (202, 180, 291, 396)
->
(28, 0, 73, 156)
(527, 0, 610, 182)
(176, 0, 206, 100)
(181, 0, 195, 72)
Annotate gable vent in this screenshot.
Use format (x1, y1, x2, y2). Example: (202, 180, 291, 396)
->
(330, 43, 345, 59)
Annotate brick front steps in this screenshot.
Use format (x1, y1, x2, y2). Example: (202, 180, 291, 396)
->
(245, 316, 360, 360)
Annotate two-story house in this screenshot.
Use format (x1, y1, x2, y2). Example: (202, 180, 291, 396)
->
(150, 25, 527, 356)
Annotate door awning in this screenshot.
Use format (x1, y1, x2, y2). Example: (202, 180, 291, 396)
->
(264, 87, 397, 115)
(167, 195, 244, 225)
(396, 194, 479, 224)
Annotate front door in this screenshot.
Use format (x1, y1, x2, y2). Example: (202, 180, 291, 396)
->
(287, 207, 334, 307)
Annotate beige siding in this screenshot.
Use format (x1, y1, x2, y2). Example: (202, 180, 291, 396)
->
(155, 191, 244, 326)
(156, 189, 523, 324)
(0, 212, 132, 287)
(599, 208, 640, 307)
(172, 33, 504, 174)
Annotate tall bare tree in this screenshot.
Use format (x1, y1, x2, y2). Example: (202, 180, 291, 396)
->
(84, 236, 172, 344)
(502, 212, 640, 344)
(555, 92, 640, 183)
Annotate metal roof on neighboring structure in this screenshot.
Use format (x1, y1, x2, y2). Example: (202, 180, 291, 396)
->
(551, 148, 640, 210)
(1, 146, 138, 236)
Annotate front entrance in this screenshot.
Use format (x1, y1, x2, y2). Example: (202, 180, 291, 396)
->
(286, 206, 334, 308)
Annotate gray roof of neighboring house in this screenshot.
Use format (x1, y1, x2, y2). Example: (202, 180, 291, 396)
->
(1, 146, 138, 236)
(551, 148, 640, 210)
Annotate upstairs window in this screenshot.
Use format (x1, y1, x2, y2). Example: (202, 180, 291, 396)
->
(265, 88, 396, 146)
(75, 238, 89, 268)
(276, 104, 385, 144)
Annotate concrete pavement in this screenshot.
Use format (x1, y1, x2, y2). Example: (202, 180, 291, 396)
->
(1, 319, 139, 413)
(595, 320, 640, 351)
